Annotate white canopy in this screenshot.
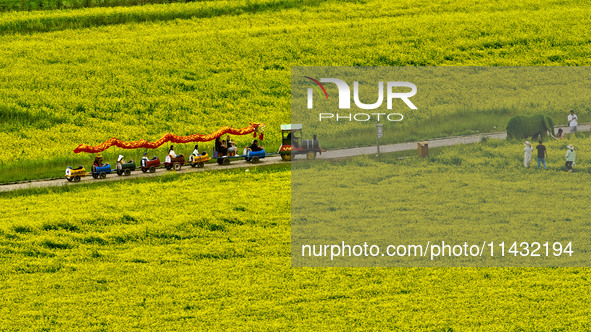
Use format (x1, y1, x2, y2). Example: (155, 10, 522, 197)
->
(280, 124, 303, 131)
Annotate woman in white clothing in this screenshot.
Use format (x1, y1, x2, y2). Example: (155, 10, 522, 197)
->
(166, 146, 176, 163)
(523, 141, 533, 168)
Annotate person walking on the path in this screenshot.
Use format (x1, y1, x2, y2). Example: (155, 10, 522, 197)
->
(568, 110, 578, 134)
(565, 144, 575, 172)
(536, 140, 547, 169)
(523, 141, 533, 168)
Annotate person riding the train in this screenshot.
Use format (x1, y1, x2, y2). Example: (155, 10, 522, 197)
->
(249, 140, 263, 152)
(287, 131, 299, 148)
(118, 154, 133, 164)
(166, 146, 176, 163)
(141, 152, 149, 167)
(215, 137, 228, 156)
(93, 153, 104, 167)
(192, 144, 206, 156)
(226, 135, 237, 156)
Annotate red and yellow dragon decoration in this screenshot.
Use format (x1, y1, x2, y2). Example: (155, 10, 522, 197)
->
(74, 123, 264, 154)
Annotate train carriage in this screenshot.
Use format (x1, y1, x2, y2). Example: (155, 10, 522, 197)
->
(116, 155, 136, 176)
(65, 166, 86, 182)
(116, 161, 136, 176)
(92, 164, 112, 179)
(190, 152, 210, 168)
(244, 149, 266, 163)
(141, 156, 160, 173)
(165, 155, 185, 171)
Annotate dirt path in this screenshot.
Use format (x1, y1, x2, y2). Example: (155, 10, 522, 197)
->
(0, 156, 287, 192)
(319, 132, 506, 159)
(1, 124, 586, 192)
(319, 124, 585, 159)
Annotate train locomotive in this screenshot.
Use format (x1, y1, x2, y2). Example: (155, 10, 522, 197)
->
(278, 124, 322, 161)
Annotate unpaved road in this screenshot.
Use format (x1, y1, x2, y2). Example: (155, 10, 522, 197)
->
(320, 124, 585, 159)
(1, 124, 585, 192)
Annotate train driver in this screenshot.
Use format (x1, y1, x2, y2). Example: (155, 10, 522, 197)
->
(286, 131, 299, 148)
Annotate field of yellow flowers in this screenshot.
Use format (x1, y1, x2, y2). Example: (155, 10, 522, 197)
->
(1, 0, 591, 182)
(2, 138, 591, 329)
(293, 134, 591, 267)
(2, 0, 591, 329)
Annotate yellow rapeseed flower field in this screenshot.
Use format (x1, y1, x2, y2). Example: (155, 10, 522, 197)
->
(1, 0, 591, 329)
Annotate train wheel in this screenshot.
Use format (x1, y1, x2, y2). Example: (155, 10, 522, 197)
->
(74, 176, 81, 182)
(223, 158, 230, 166)
(251, 156, 260, 163)
(142, 168, 147, 173)
(217, 158, 224, 165)
(306, 151, 316, 160)
(197, 162, 204, 168)
(100, 172, 107, 179)
(66, 177, 73, 182)
(173, 163, 182, 171)
(124, 169, 131, 176)
(191, 163, 197, 168)
(117, 170, 123, 176)
(281, 154, 291, 161)
(92, 173, 99, 179)
(149, 167, 156, 173)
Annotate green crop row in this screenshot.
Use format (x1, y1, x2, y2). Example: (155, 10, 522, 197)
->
(0, 0, 331, 34)
(0, 0, 329, 14)
(0, 0, 192, 13)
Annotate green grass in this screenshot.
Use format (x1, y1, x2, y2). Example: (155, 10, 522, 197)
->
(0, 0, 321, 33)
(320, 108, 518, 149)
(1, 0, 591, 182)
(0, 0, 201, 12)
